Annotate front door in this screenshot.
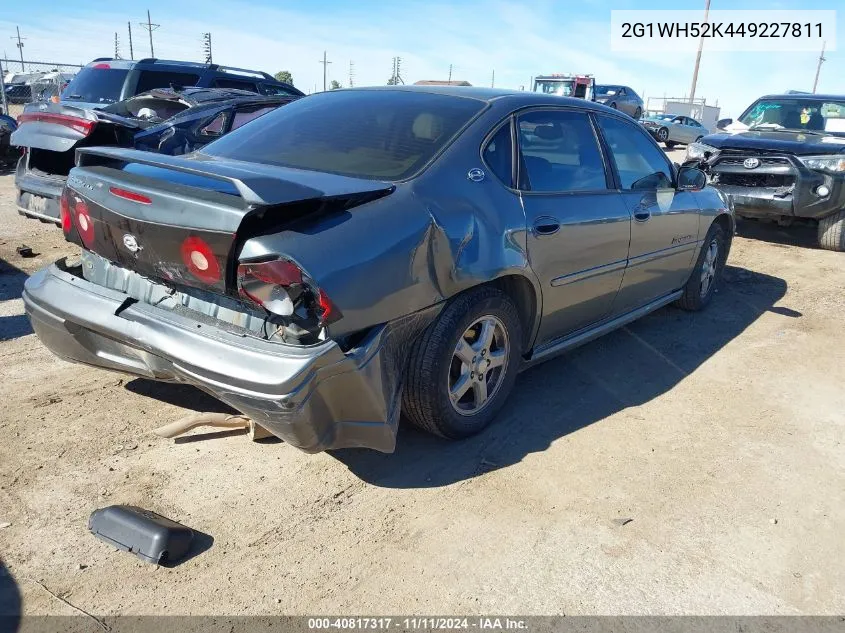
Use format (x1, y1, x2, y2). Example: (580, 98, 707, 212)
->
(595, 114, 701, 314)
(517, 109, 632, 345)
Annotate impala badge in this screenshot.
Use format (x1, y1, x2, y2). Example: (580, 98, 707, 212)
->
(123, 234, 141, 253)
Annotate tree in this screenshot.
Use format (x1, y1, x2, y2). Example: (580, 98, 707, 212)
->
(330, 79, 342, 90)
(274, 70, 293, 86)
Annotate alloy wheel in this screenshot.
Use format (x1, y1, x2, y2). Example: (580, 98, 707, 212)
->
(448, 315, 509, 415)
(700, 238, 719, 298)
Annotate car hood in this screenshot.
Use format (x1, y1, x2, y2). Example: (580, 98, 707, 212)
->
(700, 130, 845, 156)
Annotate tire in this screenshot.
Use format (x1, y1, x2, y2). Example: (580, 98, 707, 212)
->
(675, 222, 728, 311)
(402, 286, 523, 439)
(664, 141, 676, 149)
(818, 209, 845, 252)
(656, 127, 669, 143)
(609, 102, 618, 109)
(633, 107, 642, 119)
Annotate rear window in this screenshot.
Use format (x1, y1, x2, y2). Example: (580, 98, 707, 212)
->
(202, 90, 485, 180)
(213, 78, 259, 92)
(62, 67, 129, 104)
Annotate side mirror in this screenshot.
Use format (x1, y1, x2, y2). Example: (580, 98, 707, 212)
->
(677, 166, 707, 191)
(715, 118, 733, 130)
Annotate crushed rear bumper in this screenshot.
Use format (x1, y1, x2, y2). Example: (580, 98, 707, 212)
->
(22, 261, 430, 453)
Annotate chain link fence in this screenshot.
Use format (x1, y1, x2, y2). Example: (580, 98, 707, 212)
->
(0, 58, 85, 119)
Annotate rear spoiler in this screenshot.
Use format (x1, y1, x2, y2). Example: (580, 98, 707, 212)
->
(75, 146, 395, 208)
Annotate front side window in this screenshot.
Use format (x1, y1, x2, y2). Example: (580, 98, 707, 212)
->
(597, 115, 673, 190)
(482, 122, 513, 186)
(517, 110, 608, 193)
(203, 90, 484, 180)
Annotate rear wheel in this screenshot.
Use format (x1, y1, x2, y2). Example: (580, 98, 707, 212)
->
(402, 286, 522, 439)
(633, 107, 642, 119)
(664, 141, 676, 149)
(818, 209, 845, 252)
(676, 222, 728, 311)
(609, 102, 618, 109)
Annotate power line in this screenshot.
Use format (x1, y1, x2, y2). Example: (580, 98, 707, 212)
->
(11, 26, 26, 71)
(138, 10, 160, 57)
(202, 32, 213, 64)
(812, 41, 826, 93)
(318, 50, 331, 92)
(389, 56, 404, 85)
(348, 60, 355, 88)
(114, 32, 121, 59)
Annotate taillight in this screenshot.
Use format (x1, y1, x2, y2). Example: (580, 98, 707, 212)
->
(109, 187, 152, 204)
(59, 189, 71, 235)
(17, 112, 95, 136)
(237, 259, 340, 325)
(180, 236, 221, 284)
(93, 63, 111, 69)
(73, 196, 94, 246)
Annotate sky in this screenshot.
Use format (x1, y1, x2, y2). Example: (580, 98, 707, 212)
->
(0, 0, 841, 118)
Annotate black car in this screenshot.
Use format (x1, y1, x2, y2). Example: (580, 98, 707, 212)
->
(5, 84, 33, 104)
(11, 87, 297, 223)
(687, 93, 845, 251)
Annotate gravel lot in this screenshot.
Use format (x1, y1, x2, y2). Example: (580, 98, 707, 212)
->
(1, 154, 844, 617)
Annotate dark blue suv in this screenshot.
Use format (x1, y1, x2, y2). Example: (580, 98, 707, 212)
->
(61, 57, 302, 110)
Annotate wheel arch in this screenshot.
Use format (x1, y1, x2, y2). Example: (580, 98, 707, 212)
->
(489, 273, 541, 357)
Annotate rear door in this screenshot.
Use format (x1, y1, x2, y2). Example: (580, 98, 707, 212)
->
(518, 108, 631, 343)
(595, 114, 700, 314)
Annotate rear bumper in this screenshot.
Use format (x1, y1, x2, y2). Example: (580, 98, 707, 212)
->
(23, 261, 405, 453)
(15, 158, 65, 224)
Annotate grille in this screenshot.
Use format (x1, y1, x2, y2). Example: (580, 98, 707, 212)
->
(716, 156, 789, 167)
(716, 172, 794, 188)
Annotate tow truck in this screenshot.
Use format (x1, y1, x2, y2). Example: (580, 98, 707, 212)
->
(532, 74, 595, 100)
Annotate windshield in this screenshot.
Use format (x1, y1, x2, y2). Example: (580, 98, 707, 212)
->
(595, 86, 619, 96)
(202, 90, 485, 180)
(62, 67, 129, 104)
(534, 80, 574, 97)
(738, 98, 845, 135)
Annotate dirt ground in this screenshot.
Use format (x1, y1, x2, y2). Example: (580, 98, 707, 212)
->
(0, 157, 844, 617)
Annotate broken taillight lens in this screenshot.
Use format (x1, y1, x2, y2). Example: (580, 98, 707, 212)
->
(180, 236, 221, 284)
(237, 259, 340, 325)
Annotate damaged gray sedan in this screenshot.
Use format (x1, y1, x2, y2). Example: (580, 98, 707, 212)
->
(23, 86, 734, 453)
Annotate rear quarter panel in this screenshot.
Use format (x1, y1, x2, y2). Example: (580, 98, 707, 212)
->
(238, 101, 541, 340)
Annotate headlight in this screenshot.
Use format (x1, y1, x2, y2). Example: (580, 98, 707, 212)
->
(687, 142, 718, 161)
(799, 155, 845, 173)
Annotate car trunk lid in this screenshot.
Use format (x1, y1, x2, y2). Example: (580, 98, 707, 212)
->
(63, 147, 395, 296)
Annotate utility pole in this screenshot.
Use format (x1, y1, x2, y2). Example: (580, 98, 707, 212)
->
(11, 26, 26, 70)
(114, 32, 121, 59)
(202, 32, 212, 64)
(448, 64, 453, 85)
(127, 22, 134, 60)
(812, 41, 826, 93)
(139, 10, 160, 57)
(348, 60, 355, 88)
(688, 0, 710, 103)
(318, 50, 331, 92)
(491, 69, 495, 88)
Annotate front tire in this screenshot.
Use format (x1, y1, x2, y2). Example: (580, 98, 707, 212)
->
(676, 222, 728, 311)
(656, 127, 669, 143)
(402, 286, 522, 439)
(818, 209, 845, 252)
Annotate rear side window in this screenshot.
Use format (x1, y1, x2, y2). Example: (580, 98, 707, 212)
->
(597, 115, 673, 190)
(62, 67, 129, 104)
(231, 106, 278, 131)
(517, 110, 608, 192)
(260, 83, 298, 96)
(482, 123, 513, 186)
(213, 78, 259, 92)
(203, 90, 484, 180)
(135, 71, 200, 93)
